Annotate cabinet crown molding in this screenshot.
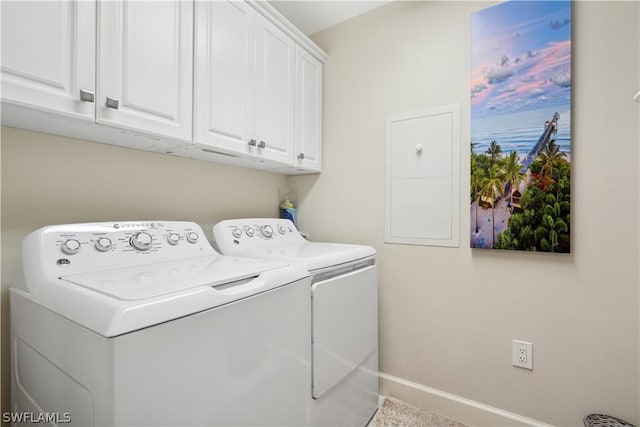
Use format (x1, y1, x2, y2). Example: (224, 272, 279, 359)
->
(248, 0, 328, 63)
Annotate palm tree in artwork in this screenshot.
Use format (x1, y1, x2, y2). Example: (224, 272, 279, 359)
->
(486, 140, 503, 166)
(538, 140, 566, 177)
(470, 168, 485, 233)
(501, 151, 525, 206)
(534, 197, 569, 252)
(480, 165, 505, 246)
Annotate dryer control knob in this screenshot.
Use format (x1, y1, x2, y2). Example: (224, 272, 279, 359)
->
(232, 228, 243, 238)
(61, 239, 81, 255)
(130, 232, 153, 251)
(167, 233, 180, 245)
(186, 232, 199, 244)
(95, 238, 112, 252)
(278, 225, 286, 235)
(246, 228, 255, 237)
(260, 225, 273, 238)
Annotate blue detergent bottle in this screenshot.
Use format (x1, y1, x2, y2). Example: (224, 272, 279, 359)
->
(279, 200, 297, 226)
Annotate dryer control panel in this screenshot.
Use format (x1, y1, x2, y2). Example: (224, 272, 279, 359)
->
(212, 218, 305, 255)
(22, 221, 216, 278)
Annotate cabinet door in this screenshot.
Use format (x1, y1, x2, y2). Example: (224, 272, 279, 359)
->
(295, 46, 322, 172)
(0, 0, 95, 120)
(98, 0, 193, 142)
(254, 14, 295, 165)
(194, 0, 254, 155)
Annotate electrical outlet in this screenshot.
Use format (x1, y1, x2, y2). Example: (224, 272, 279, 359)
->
(512, 340, 533, 370)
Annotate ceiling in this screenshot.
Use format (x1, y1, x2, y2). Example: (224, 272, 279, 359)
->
(268, 1, 392, 36)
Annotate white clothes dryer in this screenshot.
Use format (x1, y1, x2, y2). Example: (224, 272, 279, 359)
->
(11, 221, 311, 426)
(213, 218, 379, 427)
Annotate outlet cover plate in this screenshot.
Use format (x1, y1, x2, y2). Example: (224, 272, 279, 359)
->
(512, 340, 533, 370)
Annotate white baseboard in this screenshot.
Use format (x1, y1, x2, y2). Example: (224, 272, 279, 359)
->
(379, 372, 555, 427)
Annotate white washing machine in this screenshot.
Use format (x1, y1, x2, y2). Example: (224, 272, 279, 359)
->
(212, 218, 379, 427)
(11, 221, 312, 426)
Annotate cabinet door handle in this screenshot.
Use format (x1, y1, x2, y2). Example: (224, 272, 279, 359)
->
(258, 141, 266, 149)
(105, 96, 120, 109)
(297, 153, 305, 160)
(79, 89, 95, 103)
(248, 139, 257, 147)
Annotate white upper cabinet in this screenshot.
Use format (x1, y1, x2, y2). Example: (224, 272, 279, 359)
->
(1, 0, 326, 174)
(97, 0, 193, 142)
(194, 3, 296, 166)
(295, 46, 322, 172)
(194, 0, 254, 154)
(0, 1, 96, 120)
(1, 0, 192, 144)
(253, 14, 296, 165)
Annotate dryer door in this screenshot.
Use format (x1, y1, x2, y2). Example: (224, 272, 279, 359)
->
(311, 264, 377, 399)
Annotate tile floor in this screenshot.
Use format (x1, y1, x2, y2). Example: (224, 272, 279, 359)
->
(368, 397, 469, 427)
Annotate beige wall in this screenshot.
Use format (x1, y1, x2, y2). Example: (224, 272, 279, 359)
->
(0, 127, 288, 415)
(291, 1, 639, 426)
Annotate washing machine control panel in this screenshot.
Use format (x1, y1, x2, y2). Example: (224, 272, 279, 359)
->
(29, 221, 216, 275)
(213, 218, 305, 255)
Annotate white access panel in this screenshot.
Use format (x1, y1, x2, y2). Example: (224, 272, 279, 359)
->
(311, 265, 378, 399)
(385, 104, 460, 247)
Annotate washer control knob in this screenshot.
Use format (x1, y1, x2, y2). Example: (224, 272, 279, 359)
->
(232, 228, 243, 238)
(61, 239, 81, 255)
(167, 233, 180, 246)
(186, 232, 199, 244)
(95, 237, 112, 252)
(278, 225, 286, 235)
(260, 225, 273, 238)
(130, 232, 153, 251)
(246, 228, 255, 237)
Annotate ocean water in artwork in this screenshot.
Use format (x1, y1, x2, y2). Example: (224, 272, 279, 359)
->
(471, 104, 570, 160)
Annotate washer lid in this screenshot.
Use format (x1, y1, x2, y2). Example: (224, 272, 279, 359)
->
(60, 255, 286, 300)
(235, 242, 376, 271)
(17, 255, 309, 337)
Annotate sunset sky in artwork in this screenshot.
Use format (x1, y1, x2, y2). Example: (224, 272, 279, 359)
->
(471, 1, 571, 117)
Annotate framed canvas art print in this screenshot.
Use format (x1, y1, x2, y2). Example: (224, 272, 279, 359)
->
(471, 1, 572, 253)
